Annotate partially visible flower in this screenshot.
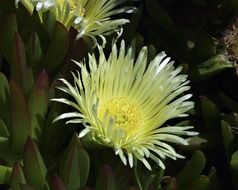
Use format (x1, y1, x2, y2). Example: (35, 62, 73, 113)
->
(34, 0, 55, 11)
(15, 0, 54, 12)
(52, 41, 198, 170)
(16, 0, 134, 42)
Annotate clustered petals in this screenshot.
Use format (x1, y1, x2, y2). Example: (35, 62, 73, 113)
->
(53, 41, 198, 170)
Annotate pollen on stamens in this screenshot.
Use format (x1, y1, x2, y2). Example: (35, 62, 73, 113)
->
(99, 97, 143, 135)
(57, 0, 85, 16)
(70, 0, 85, 16)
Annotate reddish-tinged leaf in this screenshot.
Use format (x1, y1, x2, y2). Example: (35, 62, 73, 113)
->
(50, 176, 66, 190)
(28, 70, 49, 140)
(12, 32, 34, 95)
(59, 134, 90, 190)
(0, 73, 10, 127)
(11, 163, 26, 190)
(23, 137, 49, 190)
(10, 80, 31, 154)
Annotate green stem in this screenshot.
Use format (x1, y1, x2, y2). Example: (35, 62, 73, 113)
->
(134, 159, 143, 190)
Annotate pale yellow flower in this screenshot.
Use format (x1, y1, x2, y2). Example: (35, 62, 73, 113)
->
(15, 0, 133, 42)
(53, 41, 198, 170)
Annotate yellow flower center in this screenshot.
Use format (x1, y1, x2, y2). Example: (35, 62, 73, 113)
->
(70, 0, 85, 16)
(57, 0, 85, 16)
(99, 97, 143, 135)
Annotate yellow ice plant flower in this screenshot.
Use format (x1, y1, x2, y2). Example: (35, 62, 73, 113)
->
(15, 0, 133, 41)
(52, 41, 198, 170)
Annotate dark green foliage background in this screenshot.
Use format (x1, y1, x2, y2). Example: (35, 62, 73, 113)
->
(0, 0, 238, 189)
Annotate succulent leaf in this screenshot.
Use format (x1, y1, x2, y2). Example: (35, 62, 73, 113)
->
(0, 119, 9, 137)
(59, 134, 89, 190)
(25, 32, 42, 67)
(28, 70, 49, 141)
(0, 72, 10, 127)
(12, 32, 34, 95)
(222, 120, 238, 159)
(189, 54, 233, 81)
(0, 13, 18, 65)
(23, 137, 49, 190)
(41, 22, 69, 71)
(10, 163, 26, 190)
(231, 150, 238, 188)
(10, 80, 31, 154)
(0, 165, 12, 184)
(176, 150, 206, 190)
(201, 97, 220, 131)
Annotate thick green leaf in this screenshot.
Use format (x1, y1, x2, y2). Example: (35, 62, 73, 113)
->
(59, 134, 90, 190)
(28, 70, 49, 141)
(0, 137, 10, 163)
(0, 13, 17, 64)
(41, 22, 69, 71)
(23, 137, 49, 190)
(0, 119, 9, 137)
(186, 175, 210, 190)
(10, 80, 31, 154)
(39, 102, 75, 159)
(231, 151, 238, 170)
(25, 32, 42, 67)
(231, 150, 238, 189)
(176, 150, 206, 190)
(11, 32, 34, 95)
(201, 97, 220, 130)
(11, 163, 26, 190)
(0, 165, 12, 184)
(42, 11, 57, 36)
(0, 72, 10, 127)
(197, 132, 222, 149)
(222, 120, 238, 159)
(0, 15, 33, 95)
(190, 54, 233, 81)
(19, 0, 34, 14)
(186, 136, 207, 148)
